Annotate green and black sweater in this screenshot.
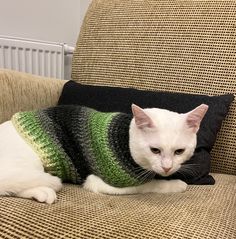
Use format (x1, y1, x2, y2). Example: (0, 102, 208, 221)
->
(12, 105, 152, 187)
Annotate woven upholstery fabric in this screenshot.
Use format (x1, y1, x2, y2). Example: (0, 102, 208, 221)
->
(0, 173, 235, 239)
(72, 0, 236, 176)
(0, 69, 66, 124)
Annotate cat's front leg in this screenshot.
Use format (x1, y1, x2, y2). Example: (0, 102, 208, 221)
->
(145, 179, 188, 194)
(83, 174, 187, 195)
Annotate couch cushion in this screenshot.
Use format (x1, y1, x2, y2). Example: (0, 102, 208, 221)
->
(0, 174, 235, 238)
(0, 69, 66, 124)
(58, 81, 234, 185)
(72, 0, 236, 176)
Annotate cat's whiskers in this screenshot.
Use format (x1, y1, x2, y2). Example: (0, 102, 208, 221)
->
(133, 167, 146, 173)
(175, 170, 188, 181)
(141, 171, 155, 184)
(177, 164, 201, 178)
(134, 168, 155, 184)
(135, 169, 149, 179)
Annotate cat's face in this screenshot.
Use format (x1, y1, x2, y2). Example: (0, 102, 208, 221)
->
(129, 104, 208, 177)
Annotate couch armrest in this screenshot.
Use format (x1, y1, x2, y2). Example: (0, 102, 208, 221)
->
(0, 69, 67, 124)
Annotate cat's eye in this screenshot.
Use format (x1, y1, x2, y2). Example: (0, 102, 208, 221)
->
(150, 147, 161, 154)
(174, 149, 185, 155)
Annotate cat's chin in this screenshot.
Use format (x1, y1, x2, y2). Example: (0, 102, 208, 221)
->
(152, 168, 179, 177)
(159, 172, 175, 177)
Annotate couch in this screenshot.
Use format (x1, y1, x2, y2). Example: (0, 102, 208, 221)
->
(0, 1, 235, 238)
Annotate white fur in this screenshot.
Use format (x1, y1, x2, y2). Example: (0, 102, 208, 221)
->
(0, 121, 62, 203)
(83, 174, 187, 194)
(0, 105, 207, 203)
(129, 107, 197, 176)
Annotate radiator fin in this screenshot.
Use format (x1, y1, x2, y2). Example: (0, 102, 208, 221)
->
(0, 37, 73, 79)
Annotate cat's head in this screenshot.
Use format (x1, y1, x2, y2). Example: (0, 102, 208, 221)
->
(129, 104, 208, 177)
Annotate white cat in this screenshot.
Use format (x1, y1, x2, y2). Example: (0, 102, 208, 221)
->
(0, 104, 208, 204)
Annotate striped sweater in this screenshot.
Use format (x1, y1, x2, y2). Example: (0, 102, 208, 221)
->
(12, 105, 151, 187)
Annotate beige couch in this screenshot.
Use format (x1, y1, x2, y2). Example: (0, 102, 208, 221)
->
(0, 1, 235, 238)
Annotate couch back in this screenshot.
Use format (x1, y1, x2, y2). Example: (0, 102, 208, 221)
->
(72, 0, 236, 175)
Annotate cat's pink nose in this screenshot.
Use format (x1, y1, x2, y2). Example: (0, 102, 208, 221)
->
(162, 167, 171, 173)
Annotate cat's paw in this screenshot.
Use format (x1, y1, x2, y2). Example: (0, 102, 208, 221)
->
(46, 175, 63, 192)
(17, 186, 58, 204)
(166, 179, 188, 193)
(32, 187, 58, 204)
(152, 179, 187, 194)
(83, 174, 104, 194)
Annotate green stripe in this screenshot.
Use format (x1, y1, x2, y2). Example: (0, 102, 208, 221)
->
(88, 111, 140, 187)
(12, 111, 79, 183)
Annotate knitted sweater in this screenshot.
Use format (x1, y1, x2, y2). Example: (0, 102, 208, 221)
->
(12, 105, 152, 187)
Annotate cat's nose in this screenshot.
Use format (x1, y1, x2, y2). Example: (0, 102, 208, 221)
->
(162, 167, 171, 173)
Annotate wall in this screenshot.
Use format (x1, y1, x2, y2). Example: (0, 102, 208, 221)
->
(0, 0, 92, 79)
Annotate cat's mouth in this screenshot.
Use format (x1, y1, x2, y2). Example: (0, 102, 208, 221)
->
(151, 165, 180, 177)
(139, 161, 180, 177)
(159, 170, 175, 177)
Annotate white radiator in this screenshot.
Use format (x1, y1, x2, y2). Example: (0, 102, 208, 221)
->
(0, 36, 74, 79)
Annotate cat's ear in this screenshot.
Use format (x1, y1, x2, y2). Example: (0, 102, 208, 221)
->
(186, 104, 208, 133)
(131, 104, 154, 129)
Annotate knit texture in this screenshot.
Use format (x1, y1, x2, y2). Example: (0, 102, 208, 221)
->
(11, 105, 150, 187)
